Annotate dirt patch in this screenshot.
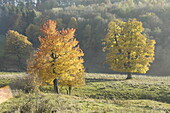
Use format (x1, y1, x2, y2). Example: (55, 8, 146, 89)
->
(0, 85, 13, 104)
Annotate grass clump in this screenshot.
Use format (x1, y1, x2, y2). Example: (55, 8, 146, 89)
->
(0, 79, 12, 87)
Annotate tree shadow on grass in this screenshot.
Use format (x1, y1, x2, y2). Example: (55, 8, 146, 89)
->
(85, 78, 125, 83)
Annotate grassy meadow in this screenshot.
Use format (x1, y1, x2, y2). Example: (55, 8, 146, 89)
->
(0, 72, 170, 113)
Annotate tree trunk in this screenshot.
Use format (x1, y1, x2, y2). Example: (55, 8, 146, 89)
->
(126, 72, 132, 79)
(53, 79, 59, 94)
(68, 86, 72, 95)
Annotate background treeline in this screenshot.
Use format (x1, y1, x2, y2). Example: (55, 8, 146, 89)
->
(0, 0, 170, 76)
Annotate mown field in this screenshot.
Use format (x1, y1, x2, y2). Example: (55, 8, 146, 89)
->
(0, 72, 170, 113)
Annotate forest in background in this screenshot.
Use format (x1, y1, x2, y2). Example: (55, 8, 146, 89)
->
(0, 0, 170, 76)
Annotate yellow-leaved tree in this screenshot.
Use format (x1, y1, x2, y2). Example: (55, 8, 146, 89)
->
(27, 20, 85, 94)
(103, 19, 156, 79)
(5, 30, 33, 71)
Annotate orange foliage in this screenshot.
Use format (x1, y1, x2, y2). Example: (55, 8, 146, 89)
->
(28, 20, 85, 87)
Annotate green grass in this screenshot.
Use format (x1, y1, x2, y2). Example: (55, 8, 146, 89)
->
(0, 93, 170, 113)
(0, 79, 12, 87)
(41, 73, 170, 103)
(0, 73, 170, 113)
(0, 72, 26, 79)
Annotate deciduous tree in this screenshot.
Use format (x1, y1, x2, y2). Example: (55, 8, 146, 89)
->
(27, 20, 85, 94)
(5, 30, 33, 70)
(103, 19, 156, 79)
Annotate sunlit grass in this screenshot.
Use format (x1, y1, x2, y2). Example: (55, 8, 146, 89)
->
(0, 93, 170, 113)
(0, 72, 26, 79)
(0, 72, 170, 112)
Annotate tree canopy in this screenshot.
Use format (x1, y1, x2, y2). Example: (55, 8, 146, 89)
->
(5, 30, 33, 70)
(0, 0, 170, 75)
(103, 19, 156, 79)
(27, 20, 85, 93)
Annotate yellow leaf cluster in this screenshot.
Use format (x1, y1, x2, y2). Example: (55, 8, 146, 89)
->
(103, 19, 156, 74)
(6, 30, 33, 55)
(28, 20, 85, 87)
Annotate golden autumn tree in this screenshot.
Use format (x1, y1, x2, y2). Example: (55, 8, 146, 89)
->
(103, 19, 156, 79)
(5, 30, 33, 70)
(27, 20, 85, 94)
